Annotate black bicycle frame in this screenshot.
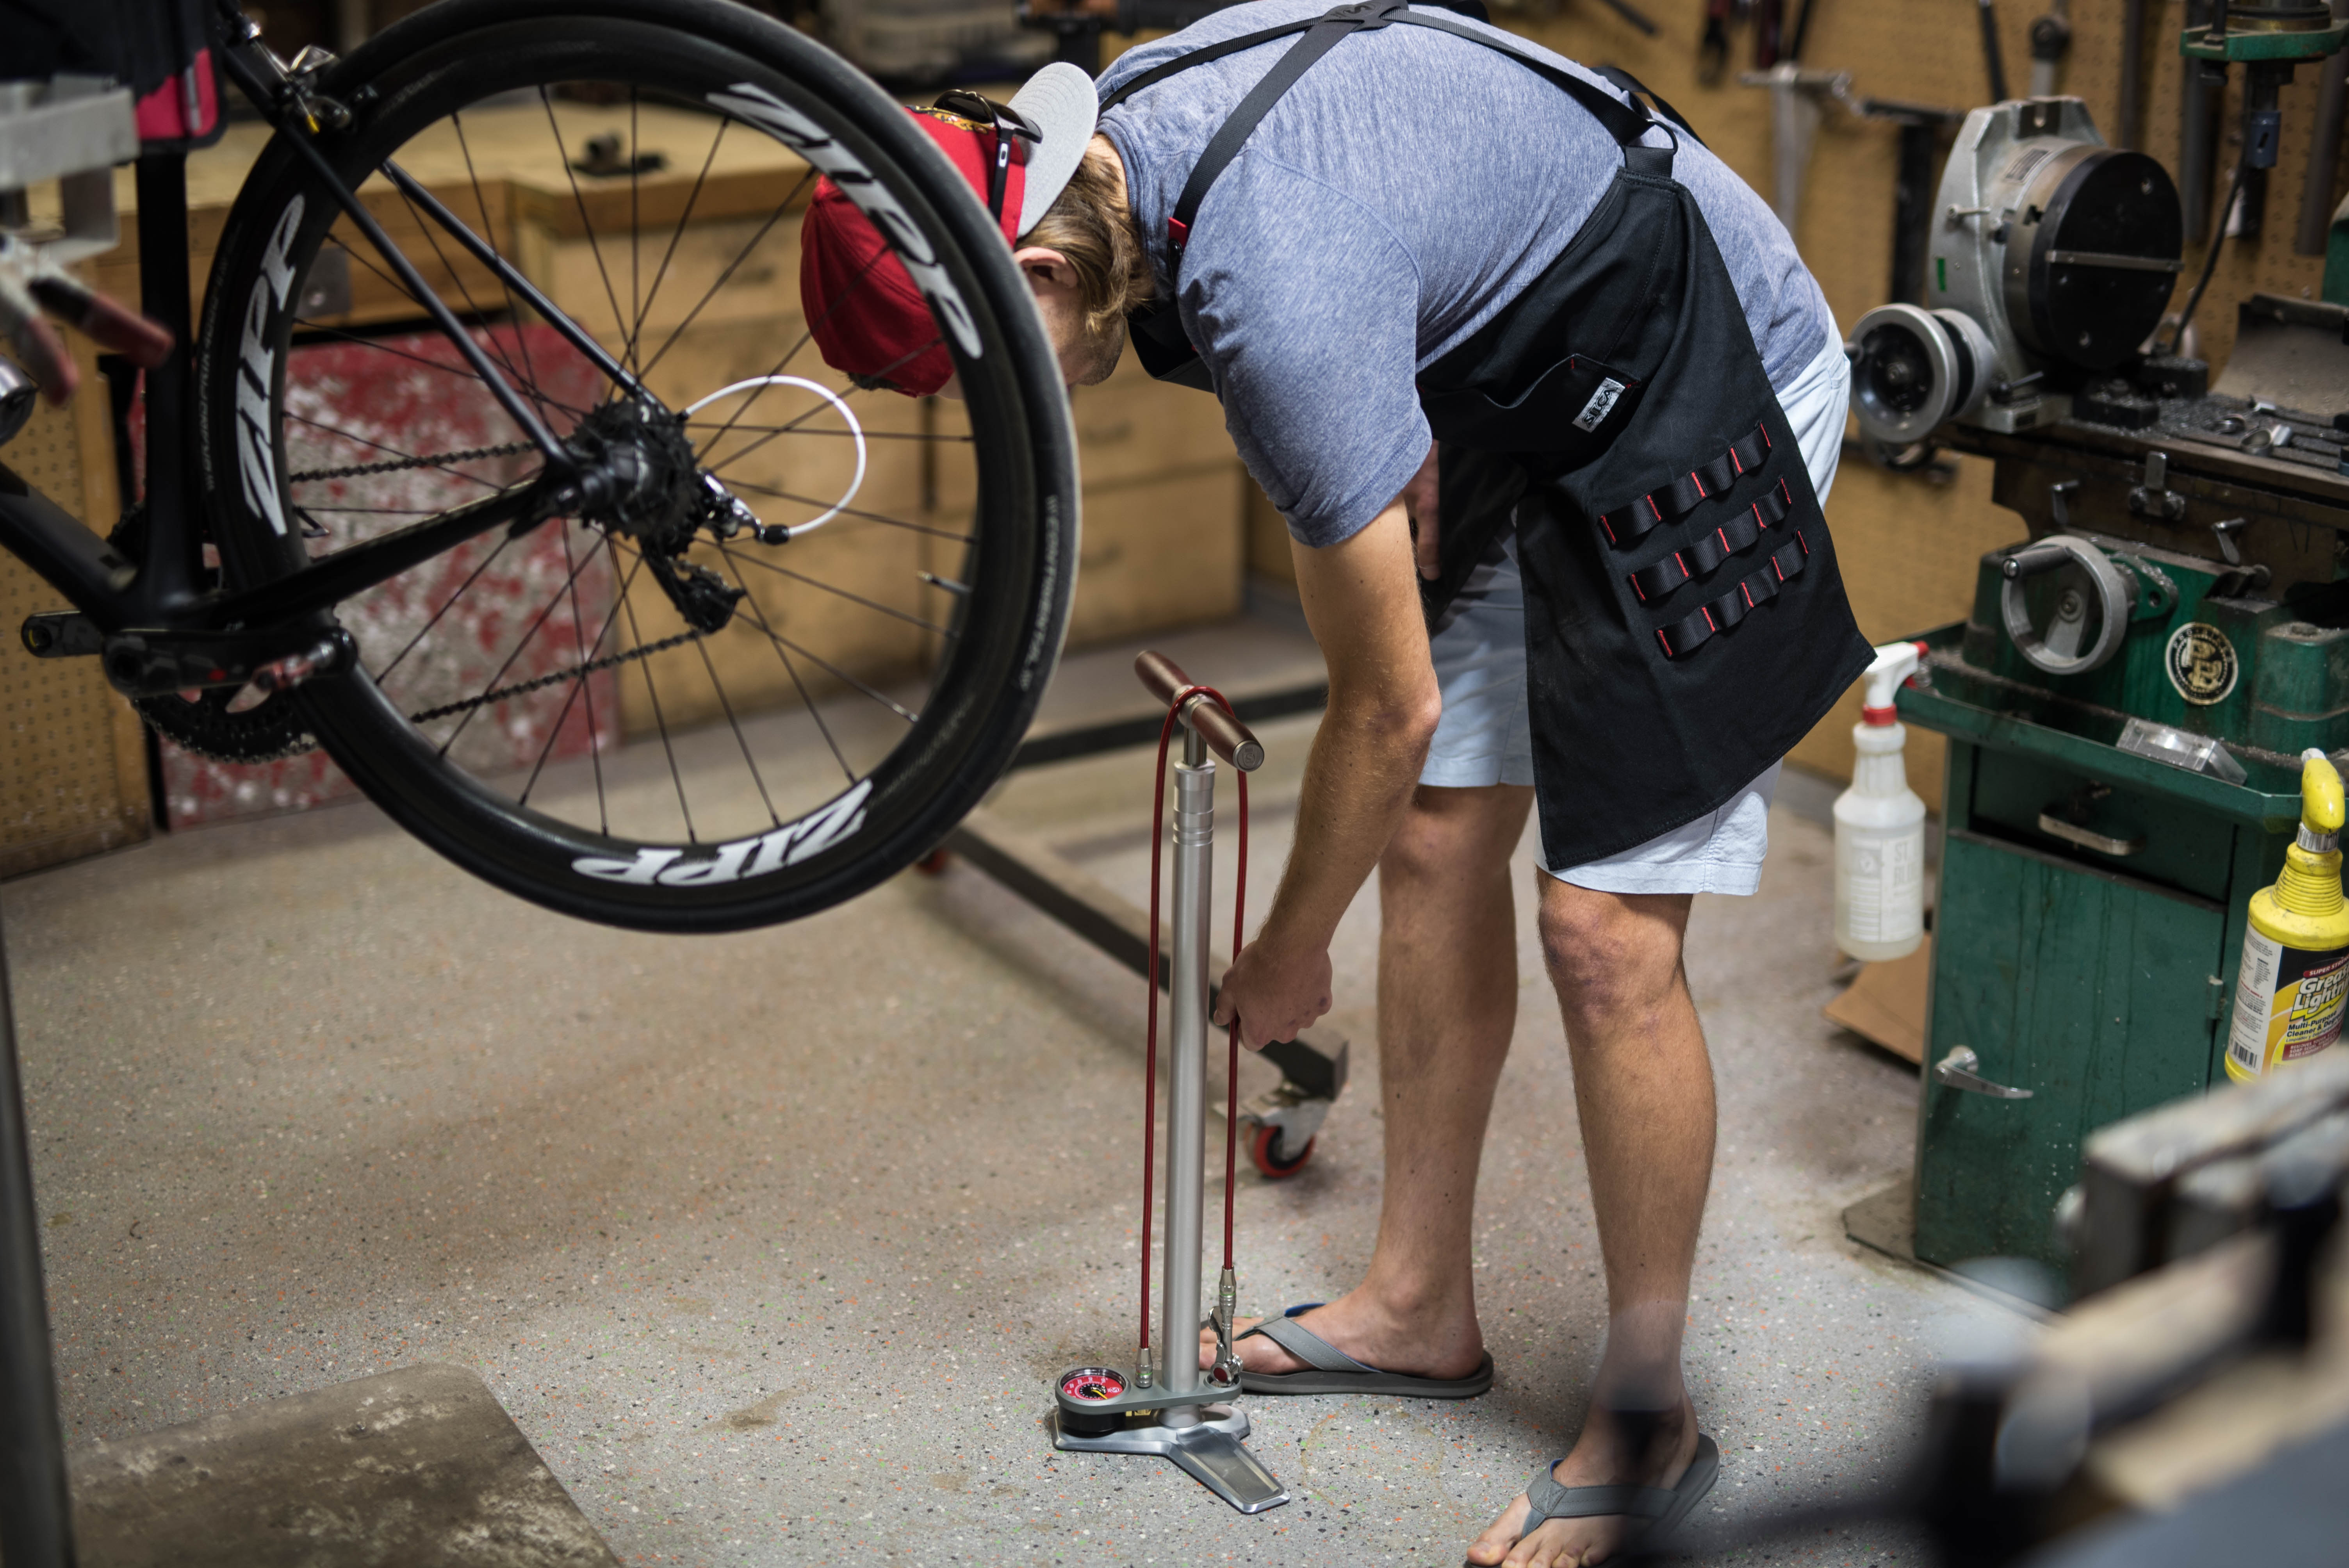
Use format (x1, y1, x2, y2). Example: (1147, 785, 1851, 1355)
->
(0, 0, 651, 640)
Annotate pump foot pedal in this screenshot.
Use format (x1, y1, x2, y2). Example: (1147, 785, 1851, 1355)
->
(1049, 1404, 1289, 1513)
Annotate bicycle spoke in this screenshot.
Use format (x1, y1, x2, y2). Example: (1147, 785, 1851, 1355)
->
(714, 542, 957, 637)
(434, 524, 633, 758)
(284, 412, 512, 490)
(687, 421, 966, 444)
(688, 624, 781, 828)
(715, 480, 973, 544)
(516, 525, 620, 825)
(543, 87, 635, 378)
(331, 241, 558, 414)
(627, 117, 729, 358)
(641, 563, 925, 725)
(389, 182, 566, 432)
(451, 110, 553, 426)
(630, 89, 642, 379)
(373, 528, 522, 682)
(287, 319, 589, 423)
(708, 547, 856, 787)
(634, 166, 820, 382)
(610, 561, 697, 841)
(686, 310, 934, 466)
(561, 524, 611, 835)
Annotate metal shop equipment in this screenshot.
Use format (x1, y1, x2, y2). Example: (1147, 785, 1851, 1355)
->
(1846, 24, 2349, 1286)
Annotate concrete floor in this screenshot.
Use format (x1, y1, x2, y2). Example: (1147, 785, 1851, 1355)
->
(6, 612, 2022, 1566)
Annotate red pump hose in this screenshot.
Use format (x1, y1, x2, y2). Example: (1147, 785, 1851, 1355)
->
(1136, 684, 1249, 1361)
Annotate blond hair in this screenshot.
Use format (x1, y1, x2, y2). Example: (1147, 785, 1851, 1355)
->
(1016, 138, 1156, 337)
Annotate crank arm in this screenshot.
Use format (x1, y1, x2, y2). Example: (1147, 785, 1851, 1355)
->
(98, 625, 355, 698)
(20, 611, 104, 658)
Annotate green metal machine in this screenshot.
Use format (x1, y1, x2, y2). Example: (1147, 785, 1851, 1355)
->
(1845, 3, 2349, 1289)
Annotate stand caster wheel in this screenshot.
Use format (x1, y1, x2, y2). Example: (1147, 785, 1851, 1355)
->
(914, 849, 951, 876)
(1249, 1124, 1314, 1179)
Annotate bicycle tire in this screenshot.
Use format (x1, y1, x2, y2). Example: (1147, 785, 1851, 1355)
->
(194, 0, 1077, 931)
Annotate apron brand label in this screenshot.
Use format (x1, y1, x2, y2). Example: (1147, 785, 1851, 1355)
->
(2228, 927, 2349, 1078)
(2166, 622, 2239, 706)
(1573, 378, 1627, 432)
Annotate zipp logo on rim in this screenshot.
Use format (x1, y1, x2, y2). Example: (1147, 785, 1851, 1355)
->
(705, 82, 982, 360)
(236, 195, 305, 536)
(572, 779, 873, 885)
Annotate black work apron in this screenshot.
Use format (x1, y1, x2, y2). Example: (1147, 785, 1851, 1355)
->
(1103, 0, 1873, 867)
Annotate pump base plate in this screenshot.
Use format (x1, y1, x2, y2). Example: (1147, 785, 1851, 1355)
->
(1049, 1403, 1289, 1513)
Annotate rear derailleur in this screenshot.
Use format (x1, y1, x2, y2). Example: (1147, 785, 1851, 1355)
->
(557, 397, 759, 636)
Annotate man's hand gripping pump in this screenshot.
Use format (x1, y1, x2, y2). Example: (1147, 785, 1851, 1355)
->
(1047, 652, 1289, 1515)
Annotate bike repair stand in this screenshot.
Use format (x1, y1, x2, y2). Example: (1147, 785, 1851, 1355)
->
(1047, 656, 1288, 1514)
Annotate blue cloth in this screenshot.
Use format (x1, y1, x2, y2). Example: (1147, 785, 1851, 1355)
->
(1095, 0, 1833, 549)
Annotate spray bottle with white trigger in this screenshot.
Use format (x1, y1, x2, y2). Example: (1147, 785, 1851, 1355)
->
(1835, 641, 1930, 962)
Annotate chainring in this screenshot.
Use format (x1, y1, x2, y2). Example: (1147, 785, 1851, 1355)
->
(133, 688, 319, 764)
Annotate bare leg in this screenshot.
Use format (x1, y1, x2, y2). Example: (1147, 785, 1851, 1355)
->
(1467, 881, 1713, 1568)
(1201, 782, 1532, 1376)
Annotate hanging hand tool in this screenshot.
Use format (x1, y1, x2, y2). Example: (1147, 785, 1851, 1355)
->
(1857, 97, 1965, 303)
(1978, 0, 2011, 103)
(1738, 62, 1854, 231)
(1701, 0, 1734, 82)
(2027, 0, 2070, 97)
(1786, 0, 1818, 62)
(1754, 0, 1782, 68)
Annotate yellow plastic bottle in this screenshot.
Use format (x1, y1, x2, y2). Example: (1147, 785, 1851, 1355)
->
(2226, 750, 2349, 1082)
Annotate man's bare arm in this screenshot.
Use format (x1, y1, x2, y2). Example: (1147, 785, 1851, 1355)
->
(1212, 499, 1442, 1048)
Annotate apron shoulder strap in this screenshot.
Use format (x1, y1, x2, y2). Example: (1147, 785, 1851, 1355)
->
(1162, 7, 1376, 260)
(1590, 64, 1707, 150)
(1096, 16, 1324, 112)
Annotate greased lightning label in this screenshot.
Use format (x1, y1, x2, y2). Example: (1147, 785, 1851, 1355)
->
(2226, 927, 2349, 1079)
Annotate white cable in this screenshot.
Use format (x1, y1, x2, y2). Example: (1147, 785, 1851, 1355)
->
(683, 375, 866, 538)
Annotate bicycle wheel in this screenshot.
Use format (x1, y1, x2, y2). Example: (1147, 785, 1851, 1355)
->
(194, 0, 1076, 931)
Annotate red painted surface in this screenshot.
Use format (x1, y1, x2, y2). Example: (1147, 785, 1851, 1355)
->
(162, 325, 617, 829)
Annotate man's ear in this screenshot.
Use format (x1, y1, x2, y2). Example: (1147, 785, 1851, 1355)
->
(1013, 245, 1078, 299)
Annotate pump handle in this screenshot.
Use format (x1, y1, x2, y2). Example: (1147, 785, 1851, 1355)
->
(1135, 651, 1265, 772)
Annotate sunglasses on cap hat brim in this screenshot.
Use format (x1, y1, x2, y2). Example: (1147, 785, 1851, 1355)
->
(930, 89, 1043, 232)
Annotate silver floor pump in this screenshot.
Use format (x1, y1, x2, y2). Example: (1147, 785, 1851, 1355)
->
(1046, 653, 1288, 1514)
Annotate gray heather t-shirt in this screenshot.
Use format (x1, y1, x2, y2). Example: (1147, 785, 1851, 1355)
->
(1094, 0, 1834, 548)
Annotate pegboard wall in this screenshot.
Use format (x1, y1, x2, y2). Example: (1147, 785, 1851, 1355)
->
(0, 338, 150, 878)
(1485, 0, 2340, 802)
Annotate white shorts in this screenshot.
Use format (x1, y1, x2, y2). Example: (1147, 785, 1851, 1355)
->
(1419, 334, 1852, 896)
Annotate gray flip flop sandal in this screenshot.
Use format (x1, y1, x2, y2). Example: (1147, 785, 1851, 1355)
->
(1235, 1303, 1496, 1397)
(1501, 1433, 1721, 1559)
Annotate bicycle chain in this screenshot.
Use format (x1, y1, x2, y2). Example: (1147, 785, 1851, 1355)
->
(406, 630, 704, 724)
(287, 443, 722, 726)
(289, 441, 538, 484)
